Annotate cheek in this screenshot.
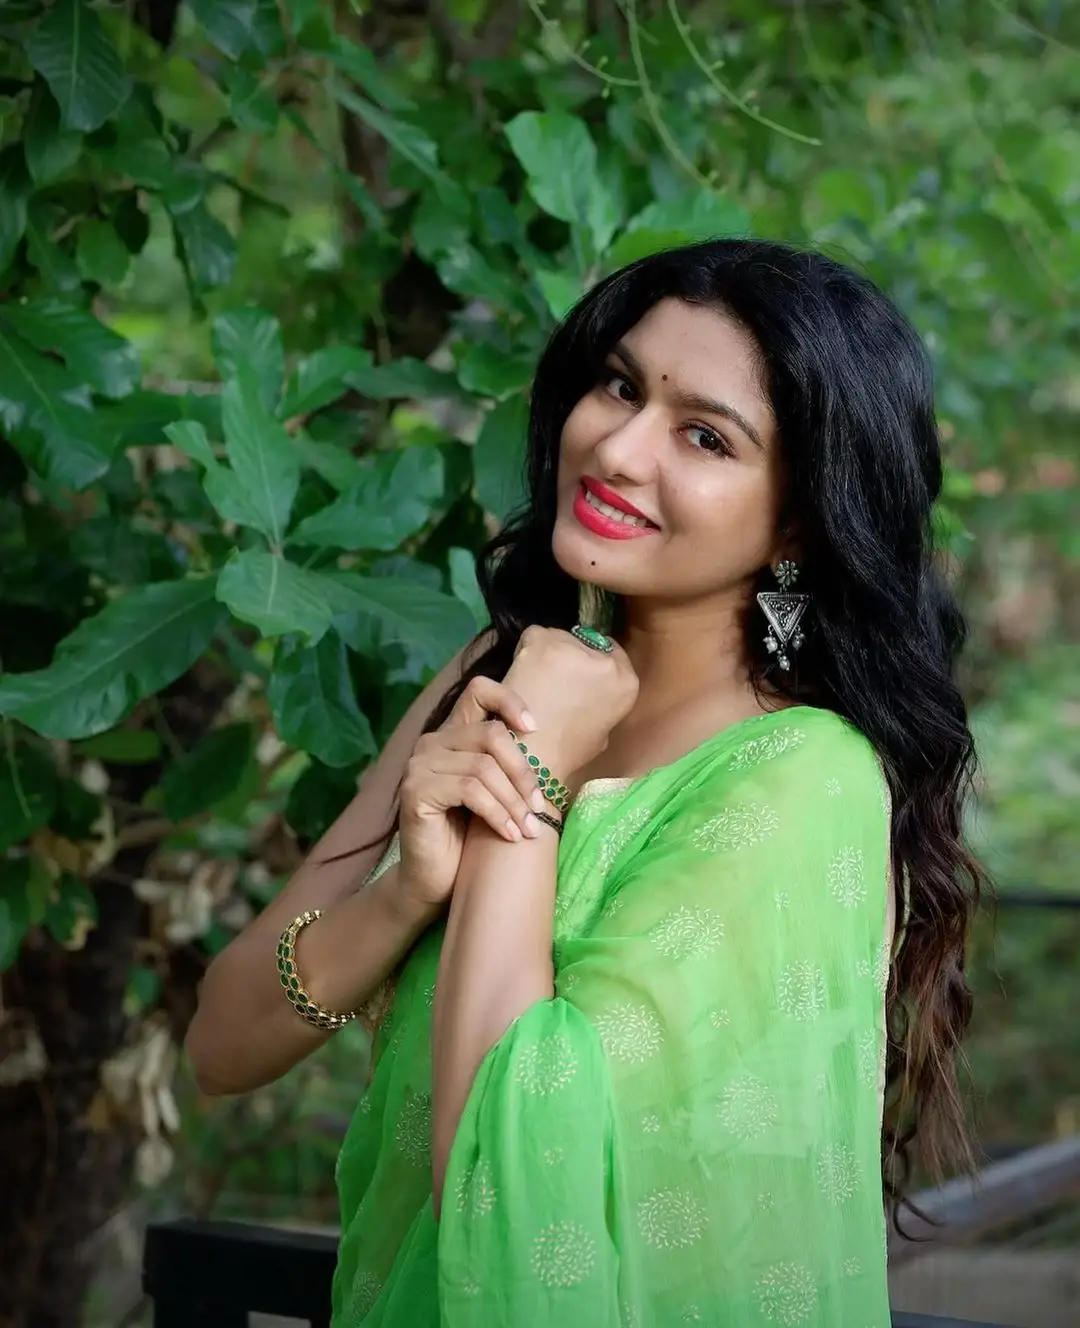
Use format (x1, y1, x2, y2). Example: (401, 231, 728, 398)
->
(670, 469, 779, 558)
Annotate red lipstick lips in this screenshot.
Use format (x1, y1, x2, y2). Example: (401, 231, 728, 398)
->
(573, 478, 658, 541)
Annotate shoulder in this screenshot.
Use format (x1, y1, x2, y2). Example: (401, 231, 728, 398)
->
(701, 705, 887, 820)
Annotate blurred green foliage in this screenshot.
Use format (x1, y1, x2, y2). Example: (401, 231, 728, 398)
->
(0, 0, 1076, 1263)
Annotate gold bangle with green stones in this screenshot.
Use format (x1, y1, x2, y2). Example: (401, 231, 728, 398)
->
(507, 733, 572, 812)
(276, 909, 357, 1031)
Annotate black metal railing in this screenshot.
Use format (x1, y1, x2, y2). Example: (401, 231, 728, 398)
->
(142, 1218, 1010, 1328)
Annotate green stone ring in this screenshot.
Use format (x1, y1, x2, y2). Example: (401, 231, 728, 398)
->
(571, 624, 614, 654)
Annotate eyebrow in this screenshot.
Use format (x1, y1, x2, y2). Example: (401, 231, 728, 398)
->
(612, 341, 765, 450)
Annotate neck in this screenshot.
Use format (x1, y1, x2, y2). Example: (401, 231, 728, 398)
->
(617, 590, 781, 718)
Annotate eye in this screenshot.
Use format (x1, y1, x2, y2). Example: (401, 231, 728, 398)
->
(684, 424, 732, 457)
(601, 371, 639, 405)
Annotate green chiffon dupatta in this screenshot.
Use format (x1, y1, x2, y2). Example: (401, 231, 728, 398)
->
(332, 706, 898, 1326)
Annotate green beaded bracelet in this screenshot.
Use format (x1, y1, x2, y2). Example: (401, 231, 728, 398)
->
(508, 733, 572, 812)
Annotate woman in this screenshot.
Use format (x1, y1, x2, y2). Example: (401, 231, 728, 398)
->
(186, 239, 985, 1326)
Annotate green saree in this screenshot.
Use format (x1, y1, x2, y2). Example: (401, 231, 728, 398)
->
(332, 705, 904, 1326)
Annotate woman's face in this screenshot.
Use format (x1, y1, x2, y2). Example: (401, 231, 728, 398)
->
(552, 299, 786, 607)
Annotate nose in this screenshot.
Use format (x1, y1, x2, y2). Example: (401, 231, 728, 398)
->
(591, 403, 663, 485)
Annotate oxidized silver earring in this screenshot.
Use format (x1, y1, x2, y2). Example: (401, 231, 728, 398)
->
(757, 559, 810, 671)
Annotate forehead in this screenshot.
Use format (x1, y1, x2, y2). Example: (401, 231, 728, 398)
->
(620, 298, 767, 400)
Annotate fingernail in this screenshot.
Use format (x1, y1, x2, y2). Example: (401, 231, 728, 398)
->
(530, 788, 546, 813)
(505, 819, 522, 841)
(523, 813, 540, 838)
(521, 710, 537, 732)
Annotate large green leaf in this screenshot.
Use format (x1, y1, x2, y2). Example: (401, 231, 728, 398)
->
(24, 85, 82, 186)
(327, 35, 416, 113)
(172, 202, 237, 292)
(291, 434, 366, 492)
(324, 571, 475, 672)
(345, 357, 460, 401)
(473, 393, 528, 521)
(505, 111, 622, 256)
(2, 297, 140, 399)
(25, 0, 131, 134)
(25, 197, 80, 291)
(281, 345, 373, 418)
(75, 218, 130, 286)
(221, 364, 300, 544)
(212, 308, 284, 412)
(0, 578, 224, 739)
(332, 85, 450, 193)
(289, 447, 444, 551)
(160, 722, 255, 821)
(186, 0, 257, 60)
(268, 633, 375, 768)
(216, 549, 334, 643)
(607, 193, 751, 269)
(0, 745, 58, 853)
(225, 66, 280, 134)
(0, 148, 32, 273)
(0, 323, 113, 489)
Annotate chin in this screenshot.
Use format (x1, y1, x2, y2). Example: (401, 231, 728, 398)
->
(551, 515, 641, 593)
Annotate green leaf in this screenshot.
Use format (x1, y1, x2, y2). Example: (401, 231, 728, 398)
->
(216, 549, 334, 643)
(187, 0, 257, 60)
(281, 345, 373, 418)
(291, 434, 366, 492)
(75, 729, 161, 763)
(505, 111, 621, 256)
(2, 297, 140, 398)
(534, 269, 581, 322)
(163, 419, 216, 469)
(0, 148, 32, 273)
(448, 546, 487, 630)
(345, 357, 460, 401)
(332, 85, 449, 191)
(44, 875, 98, 949)
(160, 722, 255, 821)
(212, 308, 284, 412)
(608, 193, 751, 268)
(285, 758, 359, 844)
(457, 341, 534, 399)
(25, 0, 131, 134)
(76, 218, 130, 285)
(221, 363, 300, 543)
(327, 35, 416, 113)
(225, 66, 279, 134)
(25, 198, 80, 291)
(172, 202, 237, 292)
(473, 393, 528, 521)
(0, 860, 33, 970)
(268, 633, 375, 768)
(0, 323, 113, 489)
(0, 578, 224, 739)
(290, 447, 444, 552)
(324, 571, 475, 672)
(24, 85, 82, 185)
(0, 745, 58, 853)
(91, 99, 173, 189)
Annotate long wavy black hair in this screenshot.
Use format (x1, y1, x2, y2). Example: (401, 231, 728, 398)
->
(376, 238, 986, 1217)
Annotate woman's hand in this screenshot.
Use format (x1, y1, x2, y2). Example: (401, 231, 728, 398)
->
(502, 626, 639, 784)
(397, 676, 547, 911)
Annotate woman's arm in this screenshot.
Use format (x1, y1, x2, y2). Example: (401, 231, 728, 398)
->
(430, 818, 559, 1212)
(185, 639, 484, 1097)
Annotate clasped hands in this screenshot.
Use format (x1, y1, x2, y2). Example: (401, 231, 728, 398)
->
(396, 626, 639, 913)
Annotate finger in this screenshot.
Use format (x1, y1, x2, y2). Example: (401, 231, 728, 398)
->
(428, 721, 545, 815)
(450, 675, 536, 734)
(411, 749, 540, 840)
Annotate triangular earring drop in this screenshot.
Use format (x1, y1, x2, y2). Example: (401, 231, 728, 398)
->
(756, 560, 810, 671)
